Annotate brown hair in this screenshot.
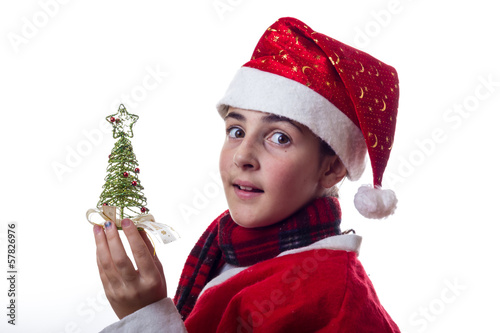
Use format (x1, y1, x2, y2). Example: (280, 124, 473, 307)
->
(319, 139, 341, 198)
(319, 139, 336, 157)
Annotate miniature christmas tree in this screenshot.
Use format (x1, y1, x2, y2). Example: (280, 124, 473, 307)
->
(87, 104, 178, 244)
(97, 104, 149, 220)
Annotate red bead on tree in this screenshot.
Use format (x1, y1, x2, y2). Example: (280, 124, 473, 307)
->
(141, 207, 147, 213)
(110, 117, 115, 123)
(123, 172, 129, 178)
(134, 168, 140, 173)
(132, 181, 137, 186)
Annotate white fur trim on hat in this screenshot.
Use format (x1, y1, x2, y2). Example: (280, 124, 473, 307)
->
(216, 67, 367, 180)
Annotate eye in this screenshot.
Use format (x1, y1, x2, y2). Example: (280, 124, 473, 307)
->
(269, 132, 290, 145)
(227, 127, 245, 139)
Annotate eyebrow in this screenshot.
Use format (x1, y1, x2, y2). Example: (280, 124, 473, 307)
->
(224, 111, 303, 133)
(262, 114, 303, 133)
(224, 112, 245, 122)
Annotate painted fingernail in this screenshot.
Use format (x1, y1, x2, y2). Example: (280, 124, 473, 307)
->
(104, 221, 112, 229)
(93, 224, 102, 235)
(121, 219, 131, 228)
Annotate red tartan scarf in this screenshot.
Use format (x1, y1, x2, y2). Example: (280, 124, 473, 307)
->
(173, 196, 342, 320)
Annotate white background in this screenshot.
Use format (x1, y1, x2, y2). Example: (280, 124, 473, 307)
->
(1, 0, 499, 332)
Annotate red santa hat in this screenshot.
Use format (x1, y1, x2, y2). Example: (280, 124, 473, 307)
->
(216, 17, 399, 219)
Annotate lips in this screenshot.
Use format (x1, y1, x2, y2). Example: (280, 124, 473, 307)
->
(234, 184, 263, 192)
(232, 180, 263, 199)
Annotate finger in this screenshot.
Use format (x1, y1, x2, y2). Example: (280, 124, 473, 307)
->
(94, 225, 108, 279)
(138, 230, 165, 277)
(96, 250, 114, 296)
(121, 219, 158, 274)
(138, 230, 155, 257)
(95, 252, 107, 284)
(137, 229, 167, 295)
(103, 221, 137, 282)
(94, 224, 121, 286)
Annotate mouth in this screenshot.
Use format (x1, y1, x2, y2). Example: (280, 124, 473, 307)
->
(233, 184, 264, 193)
(232, 180, 264, 199)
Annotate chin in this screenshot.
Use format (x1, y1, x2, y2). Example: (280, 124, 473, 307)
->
(230, 211, 274, 229)
(235, 221, 270, 229)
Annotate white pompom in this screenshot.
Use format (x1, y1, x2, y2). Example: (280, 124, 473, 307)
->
(354, 185, 397, 219)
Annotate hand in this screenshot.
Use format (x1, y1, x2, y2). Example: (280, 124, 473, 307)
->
(93, 219, 167, 319)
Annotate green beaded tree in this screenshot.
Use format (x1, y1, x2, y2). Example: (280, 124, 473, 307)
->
(97, 104, 149, 220)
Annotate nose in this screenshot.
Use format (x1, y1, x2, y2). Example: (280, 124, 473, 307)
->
(233, 138, 260, 170)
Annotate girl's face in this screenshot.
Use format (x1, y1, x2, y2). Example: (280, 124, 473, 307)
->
(219, 107, 333, 228)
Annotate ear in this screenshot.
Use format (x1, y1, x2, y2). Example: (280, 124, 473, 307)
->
(319, 155, 347, 189)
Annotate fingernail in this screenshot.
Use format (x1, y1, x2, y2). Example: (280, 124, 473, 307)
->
(104, 221, 112, 229)
(93, 224, 103, 235)
(121, 219, 132, 228)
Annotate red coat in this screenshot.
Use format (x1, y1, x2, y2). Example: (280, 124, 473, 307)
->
(185, 247, 400, 333)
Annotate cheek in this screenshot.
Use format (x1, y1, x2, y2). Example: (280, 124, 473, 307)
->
(219, 145, 230, 170)
(219, 145, 234, 187)
(267, 157, 313, 191)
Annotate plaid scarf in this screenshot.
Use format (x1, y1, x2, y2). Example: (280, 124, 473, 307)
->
(173, 196, 342, 320)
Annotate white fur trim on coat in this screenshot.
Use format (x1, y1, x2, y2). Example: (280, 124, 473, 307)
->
(200, 234, 362, 297)
(99, 297, 186, 333)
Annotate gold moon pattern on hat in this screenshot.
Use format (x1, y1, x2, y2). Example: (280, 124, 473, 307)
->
(334, 52, 340, 64)
(359, 87, 364, 99)
(381, 99, 386, 111)
(368, 132, 378, 148)
(302, 66, 313, 74)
